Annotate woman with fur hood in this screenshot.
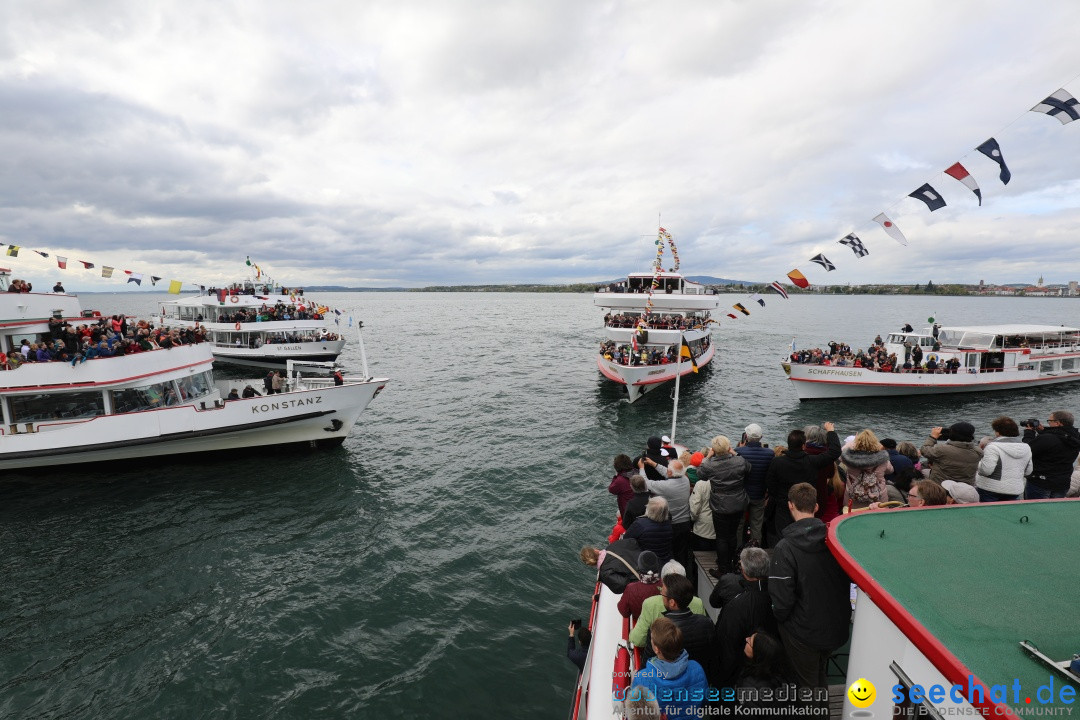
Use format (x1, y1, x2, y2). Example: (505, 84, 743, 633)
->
(841, 430, 893, 511)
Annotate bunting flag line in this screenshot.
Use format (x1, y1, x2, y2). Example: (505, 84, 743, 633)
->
(727, 313, 738, 319)
(838, 233, 868, 257)
(6, 245, 19, 257)
(809, 253, 835, 271)
(79, 260, 94, 269)
(127, 273, 143, 286)
(909, 183, 947, 212)
(750, 293, 765, 307)
(787, 269, 810, 289)
(101, 266, 114, 278)
(679, 336, 698, 373)
(33, 250, 49, 258)
(1031, 88, 1080, 124)
(769, 281, 789, 299)
(976, 138, 1011, 185)
(151, 276, 161, 286)
(57, 256, 68, 269)
(168, 280, 183, 294)
(873, 213, 908, 246)
(733, 303, 750, 316)
(944, 162, 982, 205)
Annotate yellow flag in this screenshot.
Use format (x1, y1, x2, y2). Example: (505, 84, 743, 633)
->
(168, 280, 183, 294)
(680, 337, 699, 373)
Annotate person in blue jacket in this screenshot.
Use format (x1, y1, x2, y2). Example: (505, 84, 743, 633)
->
(627, 616, 707, 719)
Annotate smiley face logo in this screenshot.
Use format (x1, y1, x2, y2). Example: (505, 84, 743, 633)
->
(847, 678, 876, 708)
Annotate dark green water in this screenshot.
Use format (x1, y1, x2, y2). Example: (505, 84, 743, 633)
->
(4, 292, 1079, 718)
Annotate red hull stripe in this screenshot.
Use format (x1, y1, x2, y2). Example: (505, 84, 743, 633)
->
(790, 373, 1080, 388)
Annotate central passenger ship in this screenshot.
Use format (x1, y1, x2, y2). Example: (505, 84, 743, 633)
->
(594, 228, 720, 403)
(0, 271, 387, 472)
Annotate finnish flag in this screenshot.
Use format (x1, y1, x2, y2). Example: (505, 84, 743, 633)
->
(909, 183, 946, 212)
(838, 233, 869, 258)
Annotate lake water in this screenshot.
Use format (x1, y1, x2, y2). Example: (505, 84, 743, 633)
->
(3, 291, 1079, 718)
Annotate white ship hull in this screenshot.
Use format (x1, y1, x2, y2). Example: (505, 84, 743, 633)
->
(0, 377, 387, 471)
(210, 338, 347, 369)
(784, 361, 1080, 400)
(599, 342, 715, 403)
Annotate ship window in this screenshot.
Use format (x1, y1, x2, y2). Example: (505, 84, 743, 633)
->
(9, 391, 105, 422)
(1040, 361, 1056, 373)
(112, 380, 181, 413)
(1062, 358, 1075, 371)
(965, 353, 978, 367)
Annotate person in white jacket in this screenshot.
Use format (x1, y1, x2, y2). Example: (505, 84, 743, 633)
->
(976, 416, 1033, 502)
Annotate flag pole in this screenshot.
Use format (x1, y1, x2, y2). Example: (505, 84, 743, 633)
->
(670, 335, 682, 444)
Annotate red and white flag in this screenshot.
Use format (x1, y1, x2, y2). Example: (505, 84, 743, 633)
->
(944, 162, 982, 206)
(57, 256, 68, 269)
(873, 213, 908, 246)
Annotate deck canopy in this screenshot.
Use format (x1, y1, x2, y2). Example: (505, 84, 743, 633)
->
(937, 324, 1080, 350)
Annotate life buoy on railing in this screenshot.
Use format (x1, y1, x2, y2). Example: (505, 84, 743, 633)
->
(234, 322, 241, 330)
(230, 295, 239, 303)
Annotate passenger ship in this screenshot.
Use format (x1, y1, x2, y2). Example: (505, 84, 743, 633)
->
(0, 271, 387, 471)
(784, 324, 1080, 400)
(594, 272, 719, 403)
(160, 278, 346, 369)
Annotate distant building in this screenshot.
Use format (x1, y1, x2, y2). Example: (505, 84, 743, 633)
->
(1070, 281, 1078, 296)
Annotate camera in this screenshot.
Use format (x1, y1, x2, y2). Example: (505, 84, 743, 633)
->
(570, 619, 582, 631)
(1021, 418, 1039, 429)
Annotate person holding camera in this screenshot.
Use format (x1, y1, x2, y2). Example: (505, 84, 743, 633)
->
(1022, 411, 1080, 499)
(920, 422, 981, 486)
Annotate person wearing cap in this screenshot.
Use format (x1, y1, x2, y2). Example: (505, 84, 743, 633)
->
(975, 416, 1031, 502)
(940, 480, 980, 504)
(638, 436, 670, 481)
(661, 435, 680, 461)
(920, 422, 982, 486)
(617, 550, 663, 620)
(735, 423, 772, 547)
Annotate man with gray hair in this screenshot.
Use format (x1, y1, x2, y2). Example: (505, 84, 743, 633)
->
(640, 457, 692, 569)
(714, 546, 778, 686)
(736, 423, 772, 546)
(629, 559, 708, 648)
(625, 497, 673, 566)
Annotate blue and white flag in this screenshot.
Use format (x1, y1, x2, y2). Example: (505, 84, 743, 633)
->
(976, 138, 1011, 185)
(909, 183, 946, 212)
(749, 293, 765, 307)
(790, 337, 797, 353)
(809, 253, 835, 271)
(1031, 88, 1080, 124)
(348, 316, 354, 328)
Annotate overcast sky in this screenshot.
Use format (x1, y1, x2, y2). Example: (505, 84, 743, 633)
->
(3, 1, 1080, 290)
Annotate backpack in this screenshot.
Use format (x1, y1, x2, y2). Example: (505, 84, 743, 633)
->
(847, 467, 882, 503)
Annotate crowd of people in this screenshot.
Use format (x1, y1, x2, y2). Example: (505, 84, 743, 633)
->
(572, 416, 1080, 717)
(603, 313, 706, 331)
(0, 314, 205, 370)
(201, 301, 328, 324)
(789, 332, 965, 374)
(599, 335, 710, 368)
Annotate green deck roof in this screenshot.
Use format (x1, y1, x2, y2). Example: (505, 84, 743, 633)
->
(832, 501, 1079, 713)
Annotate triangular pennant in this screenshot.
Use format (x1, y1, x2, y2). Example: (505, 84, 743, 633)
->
(944, 162, 982, 206)
(873, 213, 908, 246)
(150, 276, 161, 286)
(976, 138, 1011, 185)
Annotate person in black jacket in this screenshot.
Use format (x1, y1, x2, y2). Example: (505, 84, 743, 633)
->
(645, 573, 719, 686)
(714, 547, 778, 688)
(580, 537, 642, 594)
(768, 482, 851, 691)
(625, 497, 674, 566)
(764, 422, 840, 547)
(566, 622, 591, 672)
(1023, 410, 1080, 499)
(637, 436, 671, 480)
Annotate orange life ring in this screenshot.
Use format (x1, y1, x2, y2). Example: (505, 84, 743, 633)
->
(230, 295, 239, 303)
(234, 322, 241, 330)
